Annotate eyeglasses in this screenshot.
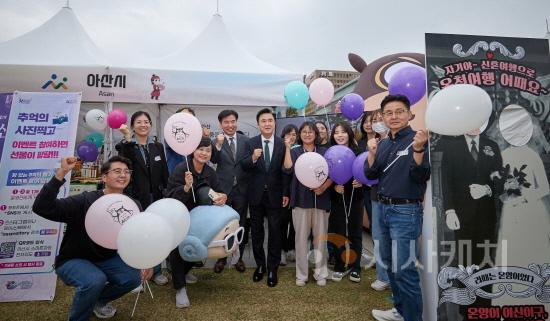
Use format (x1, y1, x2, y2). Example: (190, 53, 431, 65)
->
(208, 227, 245, 253)
(107, 169, 133, 175)
(301, 131, 315, 136)
(382, 109, 408, 118)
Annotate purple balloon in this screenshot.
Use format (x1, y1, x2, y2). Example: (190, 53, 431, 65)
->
(352, 152, 379, 186)
(388, 66, 427, 105)
(77, 141, 99, 162)
(340, 93, 364, 121)
(324, 145, 355, 185)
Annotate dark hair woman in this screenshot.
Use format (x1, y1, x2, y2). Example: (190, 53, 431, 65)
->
(328, 121, 364, 283)
(116, 110, 170, 286)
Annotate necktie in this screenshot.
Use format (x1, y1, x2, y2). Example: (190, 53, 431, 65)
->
(470, 140, 478, 162)
(264, 140, 271, 170)
(140, 144, 150, 169)
(229, 137, 236, 159)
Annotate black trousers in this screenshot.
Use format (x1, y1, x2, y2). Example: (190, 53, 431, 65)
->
(249, 191, 282, 271)
(331, 197, 363, 272)
(218, 188, 249, 263)
(280, 206, 295, 252)
(169, 248, 196, 290)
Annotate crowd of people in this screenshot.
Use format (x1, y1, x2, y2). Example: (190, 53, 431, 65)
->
(32, 94, 430, 321)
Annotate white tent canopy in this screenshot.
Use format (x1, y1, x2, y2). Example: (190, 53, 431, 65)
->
(0, 6, 109, 66)
(0, 7, 301, 106)
(151, 13, 292, 75)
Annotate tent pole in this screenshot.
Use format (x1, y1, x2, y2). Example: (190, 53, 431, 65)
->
(104, 102, 112, 162)
(156, 104, 162, 143)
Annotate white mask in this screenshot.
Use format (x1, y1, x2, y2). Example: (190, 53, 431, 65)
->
(372, 121, 388, 134)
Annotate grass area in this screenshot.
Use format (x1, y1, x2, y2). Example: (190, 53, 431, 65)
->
(0, 267, 393, 321)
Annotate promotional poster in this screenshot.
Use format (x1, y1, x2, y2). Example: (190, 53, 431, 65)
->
(426, 33, 550, 321)
(0, 92, 81, 302)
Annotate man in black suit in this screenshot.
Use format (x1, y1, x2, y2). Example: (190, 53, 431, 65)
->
(210, 109, 250, 273)
(440, 132, 503, 313)
(241, 108, 289, 287)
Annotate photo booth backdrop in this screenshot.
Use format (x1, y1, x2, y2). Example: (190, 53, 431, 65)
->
(426, 33, 550, 321)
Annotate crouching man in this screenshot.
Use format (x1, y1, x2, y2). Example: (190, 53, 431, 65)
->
(32, 156, 152, 321)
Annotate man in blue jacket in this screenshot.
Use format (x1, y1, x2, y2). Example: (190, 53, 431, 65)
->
(365, 95, 429, 321)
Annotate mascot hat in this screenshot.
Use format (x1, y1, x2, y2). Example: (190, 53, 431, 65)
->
(178, 205, 239, 261)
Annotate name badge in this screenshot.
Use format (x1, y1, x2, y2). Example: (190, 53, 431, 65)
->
(154, 155, 161, 161)
(397, 149, 409, 157)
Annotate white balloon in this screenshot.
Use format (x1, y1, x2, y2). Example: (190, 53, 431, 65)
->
(425, 84, 492, 136)
(117, 213, 174, 269)
(163, 112, 202, 156)
(85, 109, 107, 131)
(85, 194, 141, 249)
(295, 152, 329, 189)
(146, 198, 190, 249)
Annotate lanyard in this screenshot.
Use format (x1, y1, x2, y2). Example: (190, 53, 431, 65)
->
(383, 141, 414, 173)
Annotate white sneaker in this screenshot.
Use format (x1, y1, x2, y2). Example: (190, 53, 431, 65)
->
(295, 279, 306, 287)
(316, 279, 326, 286)
(331, 269, 350, 282)
(175, 288, 190, 308)
(371, 279, 390, 291)
(153, 274, 169, 286)
(130, 284, 143, 294)
(280, 252, 287, 266)
(287, 250, 296, 262)
(372, 308, 404, 321)
(93, 302, 116, 319)
(185, 272, 198, 284)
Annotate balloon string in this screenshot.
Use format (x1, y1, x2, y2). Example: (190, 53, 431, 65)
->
(383, 141, 415, 173)
(145, 280, 153, 299)
(131, 283, 141, 317)
(314, 192, 317, 210)
(344, 187, 355, 239)
(185, 156, 196, 203)
(324, 106, 331, 133)
(344, 187, 355, 269)
(341, 192, 347, 216)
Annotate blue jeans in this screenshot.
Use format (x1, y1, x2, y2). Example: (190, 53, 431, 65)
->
(375, 203, 423, 321)
(371, 201, 389, 283)
(56, 255, 141, 321)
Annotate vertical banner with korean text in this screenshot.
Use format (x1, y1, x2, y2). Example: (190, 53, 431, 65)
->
(426, 33, 550, 321)
(0, 92, 81, 302)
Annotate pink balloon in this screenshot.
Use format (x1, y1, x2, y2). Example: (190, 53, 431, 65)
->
(309, 78, 335, 106)
(163, 112, 203, 156)
(85, 194, 141, 249)
(295, 152, 329, 189)
(107, 109, 128, 129)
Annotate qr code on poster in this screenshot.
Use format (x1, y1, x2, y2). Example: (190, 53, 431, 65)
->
(0, 242, 16, 259)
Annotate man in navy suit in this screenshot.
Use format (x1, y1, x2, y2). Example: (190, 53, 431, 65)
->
(241, 108, 289, 287)
(210, 110, 250, 273)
